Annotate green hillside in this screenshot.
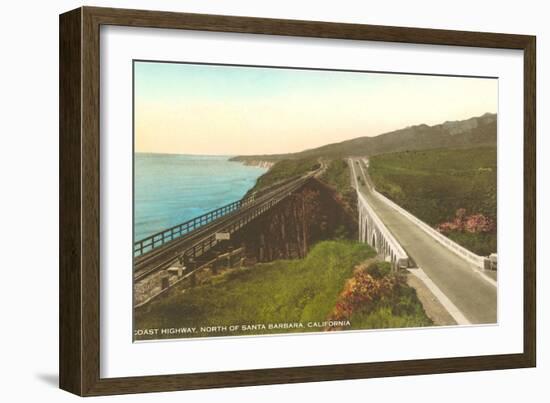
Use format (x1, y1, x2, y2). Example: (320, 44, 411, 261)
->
(320, 158, 356, 210)
(244, 157, 320, 195)
(368, 147, 497, 255)
(134, 240, 431, 339)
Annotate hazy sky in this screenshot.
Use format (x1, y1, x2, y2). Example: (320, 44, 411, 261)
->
(134, 61, 497, 155)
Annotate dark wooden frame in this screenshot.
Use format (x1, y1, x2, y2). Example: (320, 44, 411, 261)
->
(59, 6, 536, 396)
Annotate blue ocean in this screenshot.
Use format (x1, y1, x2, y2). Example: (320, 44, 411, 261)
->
(134, 153, 267, 242)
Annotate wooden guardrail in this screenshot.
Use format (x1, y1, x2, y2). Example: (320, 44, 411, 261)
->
(134, 175, 306, 257)
(133, 172, 315, 281)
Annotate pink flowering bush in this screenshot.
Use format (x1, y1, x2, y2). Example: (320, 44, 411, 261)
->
(436, 208, 495, 234)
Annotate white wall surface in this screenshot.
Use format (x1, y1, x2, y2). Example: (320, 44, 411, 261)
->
(0, 0, 546, 401)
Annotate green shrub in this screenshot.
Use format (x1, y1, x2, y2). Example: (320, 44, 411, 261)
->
(369, 147, 497, 254)
(365, 261, 392, 279)
(320, 159, 352, 195)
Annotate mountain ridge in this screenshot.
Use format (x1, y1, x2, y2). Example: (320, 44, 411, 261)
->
(231, 113, 497, 162)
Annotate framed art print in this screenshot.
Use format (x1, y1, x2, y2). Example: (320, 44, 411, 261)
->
(59, 6, 536, 396)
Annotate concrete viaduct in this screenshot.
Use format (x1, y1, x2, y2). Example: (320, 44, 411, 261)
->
(349, 157, 497, 325)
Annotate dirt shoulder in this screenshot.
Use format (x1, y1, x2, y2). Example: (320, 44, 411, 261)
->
(405, 270, 457, 326)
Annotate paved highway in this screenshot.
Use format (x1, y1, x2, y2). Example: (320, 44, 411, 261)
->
(350, 158, 497, 324)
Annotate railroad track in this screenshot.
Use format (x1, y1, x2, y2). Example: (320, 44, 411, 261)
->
(134, 171, 316, 281)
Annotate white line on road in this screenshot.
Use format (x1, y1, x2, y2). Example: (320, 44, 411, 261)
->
(469, 265, 498, 288)
(408, 267, 471, 326)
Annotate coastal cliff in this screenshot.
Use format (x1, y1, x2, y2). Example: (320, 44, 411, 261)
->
(229, 157, 275, 169)
(239, 160, 275, 169)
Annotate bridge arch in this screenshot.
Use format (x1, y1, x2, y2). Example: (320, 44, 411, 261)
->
(356, 190, 409, 271)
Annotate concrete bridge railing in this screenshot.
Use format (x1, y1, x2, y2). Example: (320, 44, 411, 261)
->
(358, 192, 409, 269)
(360, 159, 486, 270)
(350, 158, 409, 269)
(371, 188, 486, 269)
